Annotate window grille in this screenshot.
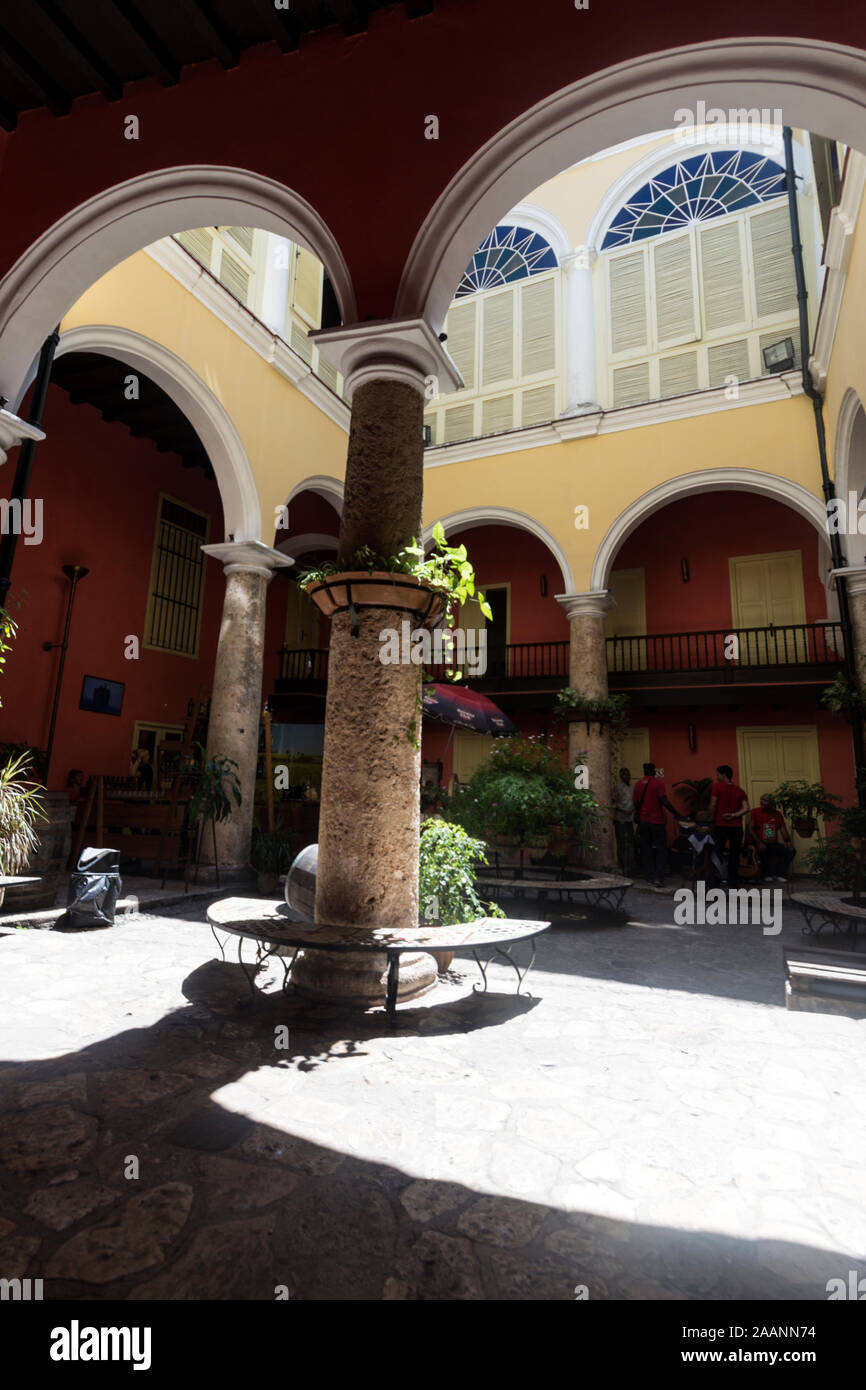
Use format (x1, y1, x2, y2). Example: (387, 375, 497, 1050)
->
(145, 497, 209, 657)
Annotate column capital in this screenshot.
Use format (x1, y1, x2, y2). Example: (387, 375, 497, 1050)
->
(0, 408, 45, 465)
(831, 565, 866, 597)
(556, 589, 615, 620)
(202, 539, 295, 581)
(311, 317, 463, 400)
(562, 246, 597, 273)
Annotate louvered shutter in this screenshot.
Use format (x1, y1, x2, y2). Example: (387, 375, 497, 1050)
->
(446, 301, 476, 393)
(481, 395, 514, 434)
(217, 249, 251, 303)
(316, 353, 339, 392)
(707, 338, 750, 387)
(521, 384, 556, 426)
(609, 250, 648, 355)
(481, 289, 514, 386)
(750, 206, 797, 319)
(653, 233, 698, 347)
(700, 221, 746, 332)
(659, 351, 699, 397)
(293, 246, 323, 328)
(225, 226, 254, 254)
(612, 362, 650, 407)
(520, 277, 556, 376)
(291, 321, 313, 366)
(176, 228, 214, 268)
(443, 404, 475, 443)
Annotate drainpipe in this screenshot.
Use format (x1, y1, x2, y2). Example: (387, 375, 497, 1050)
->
(43, 564, 89, 783)
(0, 325, 60, 609)
(783, 126, 866, 803)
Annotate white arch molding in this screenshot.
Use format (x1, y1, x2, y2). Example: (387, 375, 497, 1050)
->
(499, 203, 572, 260)
(396, 38, 866, 328)
(286, 475, 345, 516)
(0, 166, 357, 406)
(590, 468, 832, 593)
(425, 507, 574, 592)
(834, 387, 866, 504)
(54, 325, 261, 542)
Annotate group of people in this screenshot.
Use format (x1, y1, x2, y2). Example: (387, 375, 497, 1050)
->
(613, 762, 794, 888)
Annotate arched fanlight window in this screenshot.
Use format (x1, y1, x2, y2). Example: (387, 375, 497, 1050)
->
(601, 150, 788, 250)
(456, 224, 558, 297)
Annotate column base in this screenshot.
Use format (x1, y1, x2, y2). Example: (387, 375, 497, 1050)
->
(291, 948, 438, 1008)
(189, 862, 256, 887)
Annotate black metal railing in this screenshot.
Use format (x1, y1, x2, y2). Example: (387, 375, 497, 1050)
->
(425, 641, 570, 683)
(278, 647, 329, 682)
(605, 622, 844, 674)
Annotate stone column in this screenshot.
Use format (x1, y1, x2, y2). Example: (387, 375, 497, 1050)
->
(557, 590, 616, 869)
(833, 566, 866, 665)
(561, 247, 598, 416)
(290, 320, 461, 1005)
(199, 540, 293, 878)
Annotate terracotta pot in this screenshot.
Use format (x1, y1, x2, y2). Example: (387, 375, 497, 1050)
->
(431, 950, 455, 972)
(793, 816, 816, 838)
(304, 572, 445, 624)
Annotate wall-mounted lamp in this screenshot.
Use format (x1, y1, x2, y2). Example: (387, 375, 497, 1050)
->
(680, 558, 690, 583)
(688, 723, 697, 752)
(539, 574, 548, 597)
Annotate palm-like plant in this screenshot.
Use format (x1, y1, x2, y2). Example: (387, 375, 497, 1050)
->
(0, 753, 46, 875)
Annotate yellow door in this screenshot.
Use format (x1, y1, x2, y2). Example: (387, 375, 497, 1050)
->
(606, 567, 646, 672)
(452, 731, 494, 789)
(617, 728, 651, 781)
(729, 550, 806, 665)
(736, 724, 821, 871)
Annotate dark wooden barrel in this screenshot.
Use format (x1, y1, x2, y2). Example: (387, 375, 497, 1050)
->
(285, 843, 317, 920)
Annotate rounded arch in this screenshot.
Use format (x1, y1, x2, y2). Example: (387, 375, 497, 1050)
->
(425, 506, 573, 592)
(499, 203, 571, 260)
(591, 469, 830, 592)
(396, 37, 866, 327)
(0, 165, 357, 405)
(834, 387, 866, 503)
(286, 475, 345, 516)
(54, 324, 261, 542)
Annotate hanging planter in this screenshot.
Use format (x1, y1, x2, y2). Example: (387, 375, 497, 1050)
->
(555, 689, 630, 736)
(793, 816, 817, 839)
(304, 572, 445, 634)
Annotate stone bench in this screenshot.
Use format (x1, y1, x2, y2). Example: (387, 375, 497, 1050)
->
(790, 892, 866, 945)
(477, 872, 632, 916)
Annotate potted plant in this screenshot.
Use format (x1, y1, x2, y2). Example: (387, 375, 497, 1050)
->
(806, 804, 866, 902)
(419, 818, 503, 971)
(772, 779, 842, 839)
(250, 826, 287, 895)
(673, 777, 714, 819)
(186, 746, 242, 884)
(0, 752, 46, 908)
(300, 521, 492, 633)
(555, 689, 630, 735)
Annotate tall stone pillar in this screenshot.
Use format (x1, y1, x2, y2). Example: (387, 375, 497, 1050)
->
(561, 247, 598, 416)
(833, 566, 866, 667)
(557, 590, 616, 869)
(292, 320, 462, 1005)
(199, 540, 293, 877)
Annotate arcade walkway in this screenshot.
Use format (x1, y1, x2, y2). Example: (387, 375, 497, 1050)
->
(0, 893, 863, 1301)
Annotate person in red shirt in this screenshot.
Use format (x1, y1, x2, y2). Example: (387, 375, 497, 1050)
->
(708, 765, 750, 886)
(748, 794, 793, 882)
(633, 762, 678, 887)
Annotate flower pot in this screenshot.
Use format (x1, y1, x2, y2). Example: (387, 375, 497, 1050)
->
(257, 870, 280, 895)
(793, 816, 816, 838)
(304, 572, 445, 626)
(2, 792, 73, 912)
(430, 950, 454, 972)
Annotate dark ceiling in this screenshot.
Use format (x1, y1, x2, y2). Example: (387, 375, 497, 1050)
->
(0, 1, 434, 131)
(52, 351, 213, 480)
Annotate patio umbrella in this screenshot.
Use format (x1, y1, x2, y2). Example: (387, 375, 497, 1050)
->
(422, 682, 515, 736)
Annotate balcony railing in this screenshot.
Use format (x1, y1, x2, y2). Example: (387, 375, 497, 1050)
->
(606, 622, 844, 675)
(277, 622, 843, 689)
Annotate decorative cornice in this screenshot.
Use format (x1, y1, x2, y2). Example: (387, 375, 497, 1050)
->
(423, 371, 803, 469)
(810, 150, 866, 392)
(202, 539, 295, 580)
(311, 318, 463, 400)
(556, 590, 615, 621)
(145, 239, 351, 434)
(830, 565, 866, 597)
(0, 409, 44, 465)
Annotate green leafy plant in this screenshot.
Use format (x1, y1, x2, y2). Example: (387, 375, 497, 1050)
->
(300, 521, 492, 628)
(556, 689, 630, 734)
(443, 732, 598, 854)
(250, 826, 289, 874)
(0, 742, 49, 786)
(0, 752, 46, 875)
(771, 779, 842, 833)
(186, 746, 242, 828)
(674, 777, 714, 816)
(821, 670, 866, 721)
(0, 609, 15, 707)
(419, 818, 503, 924)
(805, 805, 866, 899)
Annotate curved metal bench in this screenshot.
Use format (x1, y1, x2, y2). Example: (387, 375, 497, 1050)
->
(477, 872, 632, 916)
(791, 892, 865, 945)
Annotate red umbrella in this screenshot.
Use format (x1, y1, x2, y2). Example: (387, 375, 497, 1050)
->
(422, 682, 515, 735)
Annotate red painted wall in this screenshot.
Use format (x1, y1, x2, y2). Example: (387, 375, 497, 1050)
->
(1, 1, 863, 321)
(456, 524, 569, 643)
(613, 492, 829, 632)
(1, 384, 287, 789)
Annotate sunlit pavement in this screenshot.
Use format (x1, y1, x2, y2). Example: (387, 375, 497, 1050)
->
(0, 889, 863, 1301)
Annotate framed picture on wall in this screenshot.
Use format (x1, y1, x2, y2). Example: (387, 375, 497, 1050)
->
(80, 675, 124, 716)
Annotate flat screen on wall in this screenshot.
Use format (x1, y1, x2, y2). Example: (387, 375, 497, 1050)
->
(80, 676, 124, 716)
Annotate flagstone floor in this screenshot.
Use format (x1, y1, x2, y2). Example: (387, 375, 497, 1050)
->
(0, 891, 864, 1301)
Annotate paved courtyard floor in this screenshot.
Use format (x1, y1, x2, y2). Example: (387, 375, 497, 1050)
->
(0, 889, 864, 1301)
